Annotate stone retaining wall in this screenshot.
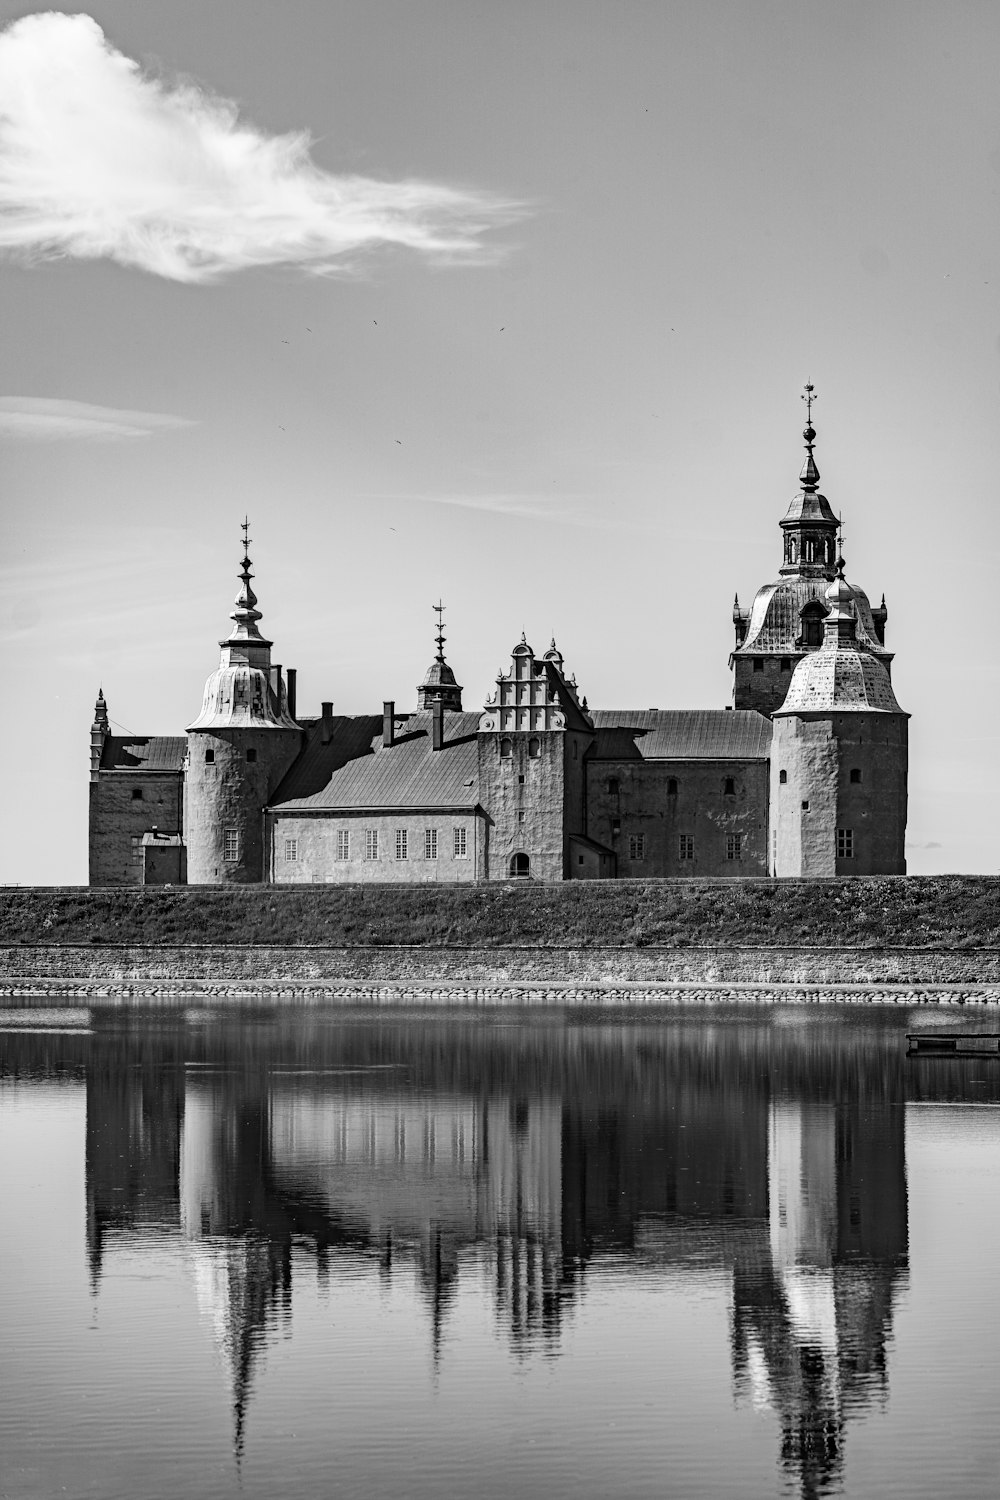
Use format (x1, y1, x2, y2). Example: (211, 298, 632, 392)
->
(1, 944, 1000, 1006)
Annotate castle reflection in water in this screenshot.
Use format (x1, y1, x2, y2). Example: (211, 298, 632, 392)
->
(68, 1012, 929, 1497)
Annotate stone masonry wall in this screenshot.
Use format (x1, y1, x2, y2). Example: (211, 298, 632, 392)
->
(4, 943, 1000, 987)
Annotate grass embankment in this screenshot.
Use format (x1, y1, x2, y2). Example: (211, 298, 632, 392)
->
(1, 878, 998, 949)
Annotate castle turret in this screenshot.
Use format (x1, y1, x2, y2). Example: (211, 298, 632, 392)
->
(770, 560, 908, 876)
(732, 387, 891, 717)
(90, 688, 109, 781)
(185, 524, 301, 883)
(416, 601, 463, 712)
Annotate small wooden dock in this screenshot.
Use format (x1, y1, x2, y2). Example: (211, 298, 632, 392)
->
(907, 1032, 1000, 1057)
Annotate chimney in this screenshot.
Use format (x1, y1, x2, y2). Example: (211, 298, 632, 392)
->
(383, 700, 395, 748)
(432, 696, 444, 752)
(321, 701, 333, 744)
(287, 668, 297, 721)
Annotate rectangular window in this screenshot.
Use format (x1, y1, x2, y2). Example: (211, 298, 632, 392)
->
(336, 829, 350, 861)
(365, 829, 378, 861)
(424, 828, 438, 860)
(837, 828, 854, 859)
(726, 833, 743, 862)
(284, 837, 298, 862)
(247, 748, 257, 763)
(395, 829, 408, 861)
(753, 659, 764, 673)
(130, 836, 143, 867)
(629, 833, 645, 861)
(454, 826, 468, 858)
(131, 788, 143, 801)
(679, 834, 694, 861)
(223, 828, 239, 862)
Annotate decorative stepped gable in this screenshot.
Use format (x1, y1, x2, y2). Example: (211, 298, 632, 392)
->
(479, 635, 593, 735)
(732, 387, 890, 719)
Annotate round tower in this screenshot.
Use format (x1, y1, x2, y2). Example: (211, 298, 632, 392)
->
(186, 524, 301, 884)
(770, 560, 908, 877)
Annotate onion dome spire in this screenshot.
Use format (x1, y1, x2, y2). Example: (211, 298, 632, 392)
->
(778, 384, 839, 579)
(417, 600, 463, 711)
(187, 520, 299, 731)
(227, 517, 268, 647)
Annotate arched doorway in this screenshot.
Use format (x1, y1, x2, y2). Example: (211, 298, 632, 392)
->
(509, 852, 530, 877)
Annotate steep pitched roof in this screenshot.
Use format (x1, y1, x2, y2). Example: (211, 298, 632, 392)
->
(590, 710, 771, 760)
(100, 736, 187, 772)
(271, 711, 481, 811)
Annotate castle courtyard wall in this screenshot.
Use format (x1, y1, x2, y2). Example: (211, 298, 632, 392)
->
(586, 759, 769, 877)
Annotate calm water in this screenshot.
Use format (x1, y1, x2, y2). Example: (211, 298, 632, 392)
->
(2, 1001, 1000, 1500)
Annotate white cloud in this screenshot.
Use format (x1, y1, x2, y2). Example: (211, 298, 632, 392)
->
(0, 396, 195, 440)
(0, 13, 522, 284)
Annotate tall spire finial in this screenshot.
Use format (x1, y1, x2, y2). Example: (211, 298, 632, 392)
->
(229, 517, 263, 636)
(433, 600, 446, 663)
(799, 384, 820, 490)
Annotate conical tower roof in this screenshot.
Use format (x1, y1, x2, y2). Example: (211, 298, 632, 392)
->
(776, 560, 905, 715)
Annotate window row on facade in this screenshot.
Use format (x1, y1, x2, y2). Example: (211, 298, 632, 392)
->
(278, 826, 470, 863)
(779, 768, 864, 784)
(607, 776, 739, 797)
(626, 832, 743, 862)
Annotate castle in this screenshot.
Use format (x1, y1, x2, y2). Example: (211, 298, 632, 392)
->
(88, 392, 908, 885)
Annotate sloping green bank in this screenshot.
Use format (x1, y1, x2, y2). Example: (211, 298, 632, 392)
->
(1, 877, 997, 950)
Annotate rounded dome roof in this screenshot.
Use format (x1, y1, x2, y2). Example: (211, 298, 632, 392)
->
(778, 641, 903, 714)
(736, 574, 889, 657)
(420, 659, 459, 689)
(188, 665, 299, 732)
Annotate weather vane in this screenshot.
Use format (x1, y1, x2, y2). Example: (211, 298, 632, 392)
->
(801, 383, 817, 424)
(241, 516, 252, 556)
(433, 599, 446, 661)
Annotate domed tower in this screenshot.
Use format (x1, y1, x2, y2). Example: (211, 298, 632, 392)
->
(186, 524, 301, 884)
(770, 559, 908, 877)
(732, 387, 891, 717)
(416, 601, 463, 711)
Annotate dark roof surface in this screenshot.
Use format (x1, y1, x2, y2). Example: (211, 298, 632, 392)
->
(271, 712, 482, 811)
(590, 710, 772, 761)
(100, 737, 187, 771)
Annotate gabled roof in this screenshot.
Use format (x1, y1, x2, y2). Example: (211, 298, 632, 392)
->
(271, 711, 481, 811)
(590, 710, 771, 760)
(100, 736, 187, 772)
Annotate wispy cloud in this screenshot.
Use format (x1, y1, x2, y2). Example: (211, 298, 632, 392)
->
(376, 490, 738, 541)
(0, 397, 195, 441)
(0, 13, 522, 284)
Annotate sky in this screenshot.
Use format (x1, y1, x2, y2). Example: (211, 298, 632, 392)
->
(1, 0, 998, 884)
